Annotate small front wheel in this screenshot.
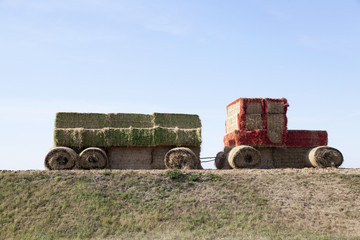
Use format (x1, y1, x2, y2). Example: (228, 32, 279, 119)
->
(45, 147, 77, 170)
(228, 145, 261, 169)
(164, 147, 199, 170)
(78, 147, 108, 169)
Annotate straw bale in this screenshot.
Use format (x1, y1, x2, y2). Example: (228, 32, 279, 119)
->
(254, 148, 274, 168)
(228, 145, 261, 169)
(151, 147, 172, 169)
(107, 147, 153, 169)
(226, 115, 239, 133)
(109, 113, 153, 128)
(44, 147, 77, 170)
(266, 100, 286, 114)
(78, 147, 108, 169)
(55, 113, 108, 129)
(246, 102, 263, 114)
(257, 147, 311, 168)
(286, 130, 328, 147)
(307, 146, 343, 168)
(104, 128, 132, 146)
(164, 147, 200, 169)
(80, 129, 106, 147)
(153, 127, 177, 145)
(177, 128, 202, 146)
(266, 114, 285, 143)
(153, 113, 201, 129)
(227, 101, 240, 117)
(129, 128, 156, 146)
(245, 114, 263, 130)
(55, 127, 201, 148)
(154, 127, 201, 146)
(54, 128, 84, 148)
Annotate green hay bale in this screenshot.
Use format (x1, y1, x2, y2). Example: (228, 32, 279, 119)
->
(109, 113, 153, 128)
(54, 112, 202, 148)
(104, 128, 132, 146)
(55, 127, 201, 147)
(55, 113, 109, 129)
(56, 112, 201, 129)
(154, 127, 178, 145)
(80, 129, 106, 147)
(129, 128, 156, 146)
(153, 113, 201, 129)
(153, 128, 201, 146)
(54, 128, 83, 147)
(176, 128, 202, 146)
(104, 128, 156, 146)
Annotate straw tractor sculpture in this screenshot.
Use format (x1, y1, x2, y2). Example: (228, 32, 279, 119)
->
(44, 98, 343, 170)
(45, 113, 202, 170)
(215, 98, 343, 169)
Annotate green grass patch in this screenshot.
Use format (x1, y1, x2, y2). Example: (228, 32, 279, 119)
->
(0, 170, 357, 240)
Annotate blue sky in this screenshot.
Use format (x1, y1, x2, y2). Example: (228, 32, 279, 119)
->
(0, 0, 359, 169)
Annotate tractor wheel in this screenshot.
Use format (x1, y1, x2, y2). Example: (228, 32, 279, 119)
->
(215, 151, 229, 169)
(78, 147, 108, 169)
(164, 147, 199, 170)
(45, 147, 77, 170)
(308, 146, 343, 168)
(228, 145, 261, 169)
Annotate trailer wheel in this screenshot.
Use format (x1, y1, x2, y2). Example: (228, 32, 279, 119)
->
(308, 146, 343, 168)
(164, 147, 199, 170)
(228, 145, 261, 169)
(215, 151, 226, 169)
(45, 147, 77, 170)
(78, 147, 108, 169)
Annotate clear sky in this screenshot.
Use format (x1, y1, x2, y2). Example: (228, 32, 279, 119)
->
(1, 0, 359, 170)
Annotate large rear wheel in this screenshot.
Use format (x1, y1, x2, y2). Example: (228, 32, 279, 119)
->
(228, 145, 261, 169)
(308, 146, 343, 168)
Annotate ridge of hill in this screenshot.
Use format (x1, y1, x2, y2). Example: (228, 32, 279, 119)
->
(1, 169, 360, 240)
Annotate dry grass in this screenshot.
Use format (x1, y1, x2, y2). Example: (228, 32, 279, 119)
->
(1, 168, 360, 239)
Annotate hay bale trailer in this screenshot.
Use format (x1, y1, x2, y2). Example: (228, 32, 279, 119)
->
(215, 98, 343, 169)
(45, 112, 202, 170)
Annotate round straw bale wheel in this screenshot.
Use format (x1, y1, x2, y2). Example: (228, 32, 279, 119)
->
(164, 147, 199, 170)
(78, 147, 108, 169)
(228, 145, 261, 169)
(45, 147, 77, 170)
(215, 151, 226, 169)
(308, 146, 343, 168)
(215, 151, 231, 169)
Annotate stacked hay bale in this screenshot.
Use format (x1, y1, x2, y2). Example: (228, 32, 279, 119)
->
(225, 100, 240, 133)
(54, 113, 201, 148)
(264, 98, 288, 144)
(226, 98, 265, 134)
(225, 98, 288, 145)
(48, 112, 202, 170)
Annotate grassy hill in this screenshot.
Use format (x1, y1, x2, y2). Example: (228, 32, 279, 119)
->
(1, 168, 360, 240)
